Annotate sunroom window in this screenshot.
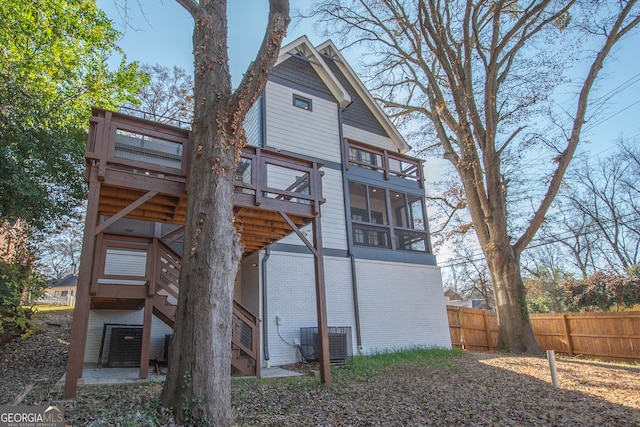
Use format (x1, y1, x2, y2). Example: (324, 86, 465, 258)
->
(349, 181, 429, 252)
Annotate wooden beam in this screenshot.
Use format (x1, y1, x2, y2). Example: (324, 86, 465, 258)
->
(279, 212, 317, 257)
(64, 168, 101, 398)
(312, 215, 331, 387)
(93, 284, 148, 299)
(102, 169, 186, 196)
(140, 297, 153, 379)
(95, 191, 158, 235)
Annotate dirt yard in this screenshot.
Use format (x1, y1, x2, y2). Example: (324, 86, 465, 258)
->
(1, 311, 638, 426)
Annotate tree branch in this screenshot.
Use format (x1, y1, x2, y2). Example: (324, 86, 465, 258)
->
(175, 0, 199, 17)
(515, 0, 640, 254)
(230, 0, 290, 128)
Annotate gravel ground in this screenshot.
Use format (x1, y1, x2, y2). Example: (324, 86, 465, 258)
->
(2, 312, 639, 426)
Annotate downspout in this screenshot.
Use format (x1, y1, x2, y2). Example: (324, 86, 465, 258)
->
(261, 247, 271, 367)
(260, 91, 271, 368)
(338, 106, 363, 355)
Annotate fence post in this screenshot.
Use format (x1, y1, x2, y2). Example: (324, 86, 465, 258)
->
(547, 350, 559, 388)
(483, 310, 492, 351)
(561, 313, 574, 356)
(458, 308, 465, 350)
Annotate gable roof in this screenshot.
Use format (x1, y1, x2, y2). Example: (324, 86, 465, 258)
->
(276, 37, 411, 154)
(52, 274, 78, 288)
(276, 36, 351, 108)
(315, 40, 411, 154)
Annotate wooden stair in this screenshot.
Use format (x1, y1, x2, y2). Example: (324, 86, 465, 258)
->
(151, 239, 261, 377)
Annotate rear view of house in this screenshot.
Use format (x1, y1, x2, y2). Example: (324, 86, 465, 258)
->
(63, 36, 451, 397)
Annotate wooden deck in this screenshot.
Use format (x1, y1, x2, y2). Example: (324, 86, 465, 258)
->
(63, 108, 332, 398)
(87, 108, 325, 256)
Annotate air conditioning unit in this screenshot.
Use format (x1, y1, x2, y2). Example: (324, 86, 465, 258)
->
(107, 327, 143, 367)
(300, 326, 352, 366)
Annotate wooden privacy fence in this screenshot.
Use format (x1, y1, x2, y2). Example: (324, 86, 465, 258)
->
(446, 306, 640, 362)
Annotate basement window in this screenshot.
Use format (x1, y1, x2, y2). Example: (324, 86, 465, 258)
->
(293, 94, 312, 111)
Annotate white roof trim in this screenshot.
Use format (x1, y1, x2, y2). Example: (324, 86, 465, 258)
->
(276, 36, 351, 108)
(315, 40, 411, 153)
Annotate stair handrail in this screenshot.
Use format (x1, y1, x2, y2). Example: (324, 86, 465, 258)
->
(231, 301, 260, 373)
(152, 238, 260, 376)
(154, 239, 181, 301)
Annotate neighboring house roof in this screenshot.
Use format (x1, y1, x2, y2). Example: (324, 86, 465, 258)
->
(275, 36, 411, 154)
(443, 287, 462, 301)
(51, 274, 78, 288)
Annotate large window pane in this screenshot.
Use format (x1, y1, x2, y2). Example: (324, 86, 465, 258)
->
(348, 181, 428, 253)
(353, 224, 390, 248)
(408, 195, 426, 230)
(394, 230, 427, 251)
(368, 186, 387, 225)
(390, 191, 408, 228)
(349, 182, 368, 222)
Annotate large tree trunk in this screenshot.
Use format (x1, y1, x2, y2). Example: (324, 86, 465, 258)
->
(160, 125, 243, 425)
(160, 2, 289, 424)
(160, 4, 241, 425)
(486, 245, 542, 354)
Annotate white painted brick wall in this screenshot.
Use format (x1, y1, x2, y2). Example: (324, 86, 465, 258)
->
(262, 252, 356, 366)
(260, 252, 450, 366)
(356, 259, 451, 353)
(85, 310, 173, 365)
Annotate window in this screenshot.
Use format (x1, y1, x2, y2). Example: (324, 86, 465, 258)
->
(349, 181, 429, 252)
(349, 146, 382, 170)
(293, 94, 312, 111)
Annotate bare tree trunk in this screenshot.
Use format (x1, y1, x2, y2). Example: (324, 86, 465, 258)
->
(161, 128, 242, 425)
(487, 246, 542, 354)
(160, 1, 289, 425)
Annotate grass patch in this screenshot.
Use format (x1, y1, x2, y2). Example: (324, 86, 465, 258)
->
(338, 347, 463, 380)
(34, 304, 74, 313)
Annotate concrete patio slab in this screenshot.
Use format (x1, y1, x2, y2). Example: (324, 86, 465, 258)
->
(56, 365, 302, 387)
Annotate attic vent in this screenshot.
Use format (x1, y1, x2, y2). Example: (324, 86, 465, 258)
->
(299, 326, 352, 366)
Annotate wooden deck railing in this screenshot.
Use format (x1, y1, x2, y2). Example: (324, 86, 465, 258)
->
(87, 108, 324, 218)
(345, 139, 423, 187)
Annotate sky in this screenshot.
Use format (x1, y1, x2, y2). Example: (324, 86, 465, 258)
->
(98, 0, 322, 86)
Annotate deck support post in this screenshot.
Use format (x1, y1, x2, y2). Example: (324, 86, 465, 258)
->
(140, 297, 153, 379)
(280, 211, 331, 386)
(63, 168, 102, 398)
(311, 215, 331, 387)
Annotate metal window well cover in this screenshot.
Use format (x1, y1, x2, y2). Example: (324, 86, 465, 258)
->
(299, 326, 352, 366)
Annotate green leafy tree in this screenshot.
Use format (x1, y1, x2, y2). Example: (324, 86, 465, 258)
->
(0, 0, 146, 228)
(562, 268, 640, 312)
(0, 261, 46, 341)
(524, 268, 569, 313)
(0, 221, 45, 341)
